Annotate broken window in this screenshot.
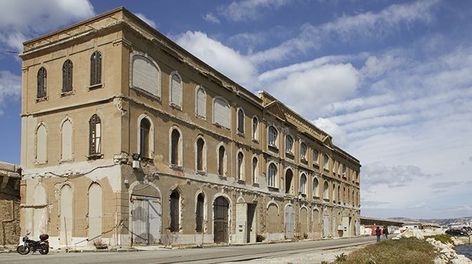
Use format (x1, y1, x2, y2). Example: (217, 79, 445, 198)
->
(195, 193, 204, 233)
(89, 114, 101, 156)
(37, 67, 47, 98)
(140, 118, 151, 158)
(218, 145, 226, 176)
(196, 138, 205, 171)
(171, 129, 180, 165)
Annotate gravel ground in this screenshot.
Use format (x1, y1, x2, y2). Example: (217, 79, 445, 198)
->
(223, 245, 366, 264)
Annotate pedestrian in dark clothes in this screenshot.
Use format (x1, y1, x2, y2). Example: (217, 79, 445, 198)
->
(383, 226, 389, 239)
(375, 226, 381, 242)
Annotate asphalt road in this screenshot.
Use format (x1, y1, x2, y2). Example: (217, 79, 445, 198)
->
(0, 236, 375, 264)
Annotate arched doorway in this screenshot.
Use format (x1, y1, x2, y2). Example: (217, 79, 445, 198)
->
(59, 184, 73, 246)
(214, 196, 229, 243)
(300, 207, 308, 239)
(130, 183, 162, 245)
(285, 169, 293, 194)
(284, 204, 294, 239)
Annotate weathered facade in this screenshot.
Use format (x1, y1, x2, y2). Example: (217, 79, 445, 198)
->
(20, 7, 361, 249)
(0, 162, 21, 247)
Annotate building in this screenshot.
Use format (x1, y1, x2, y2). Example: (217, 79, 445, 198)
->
(19, 7, 361, 249)
(0, 162, 21, 248)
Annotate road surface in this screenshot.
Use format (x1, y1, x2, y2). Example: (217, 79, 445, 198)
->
(0, 236, 375, 264)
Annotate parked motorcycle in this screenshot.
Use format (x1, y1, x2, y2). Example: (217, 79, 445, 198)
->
(17, 233, 49, 255)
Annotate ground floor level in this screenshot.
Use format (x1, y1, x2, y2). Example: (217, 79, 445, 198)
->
(20, 163, 360, 249)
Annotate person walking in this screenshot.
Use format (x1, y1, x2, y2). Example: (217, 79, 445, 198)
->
(383, 226, 389, 239)
(375, 226, 381, 242)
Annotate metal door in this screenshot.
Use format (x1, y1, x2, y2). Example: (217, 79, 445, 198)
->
(131, 196, 162, 245)
(284, 205, 294, 239)
(214, 197, 229, 243)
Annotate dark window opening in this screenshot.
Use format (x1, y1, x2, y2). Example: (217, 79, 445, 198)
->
(171, 129, 180, 165)
(170, 190, 180, 232)
(90, 51, 102, 85)
(140, 118, 151, 158)
(196, 193, 204, 233)
(62, 60, 73, 93)
(37, 67, 47, 98)
(218, 146, 225, 175)
(89, 114, 101, 156)
(196, 138, 204, 171)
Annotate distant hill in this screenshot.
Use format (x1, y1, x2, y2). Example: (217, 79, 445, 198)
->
(389, 216, 472, 226)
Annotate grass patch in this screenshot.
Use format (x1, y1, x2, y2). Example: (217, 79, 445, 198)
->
(425, 234, 454, 245)
(332, 237, 438, 264)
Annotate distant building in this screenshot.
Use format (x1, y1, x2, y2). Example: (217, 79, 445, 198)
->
(19, 7, 361, 249)
(0, 162, 20, 247)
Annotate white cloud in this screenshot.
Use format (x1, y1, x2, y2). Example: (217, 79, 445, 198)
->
(0, 0, 94, 50)
(203, 13, 220, 24)
(215, 0, 290, 22)
(312, 118, 347, 147)
(175, 31, 258, 87)
(0, 71, 21, 114)
(136, 13, 156, 28)
(250, 0, 440, 64)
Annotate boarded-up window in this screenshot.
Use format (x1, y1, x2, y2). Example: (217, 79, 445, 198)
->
(323, 154, 329, 170)
(237, 108, 244, 134)
(237, 152, 244, 180)
(61, 119, 73, 161)
(252, 117, 259, 140)
(196, 87, 206, 118)
(89, 114, 101, 156)
(37, 67, 47, 98)
(267, 204, 278, 233)
(285, 169, 293, 194)
(36, 124, 47, 163)
(300, 173, 307, 195)
(313, 150, 319, 164)
(140, 118, 151, 158)
(313, 177, 319, 197)
(218, 146, 226, 176)
(323, 182, 329, 200)
(170, 190, 180, 232)
(170, 72, 182, 107)
(132, 55, 160, 97)
(196, 138, 205, 171)
(60, 184, 73, 245)
(300, 143, 307, 160)
(88, 183, 102, 240)
(171, 129, 181, 166)
(90, 51, 102, 85)
(268, 126, 278, 147)
(62, 60, 73, 93)
(268, 163, 277, 188)
(252, 157, 258, 184)
(195, 193, 204, 233)
(213, 98, 230, 129)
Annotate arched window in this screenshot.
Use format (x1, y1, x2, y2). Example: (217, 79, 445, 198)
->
(300, 143, 307, 161)
(196, 193, 205, 233)
(90, 51, 102, 85)
(252, 157, 258, 184)
(62, 60, 73, 93)
(61, 119, 73, 161)
(36, 124, 47, 163)
(268, 163, 277, 188)
(323, 181, 329, 200)
(237, 108, 244, 134)
(285, 135, 293, 154)
(323, 154, 329, 170)
(37, 67, 47, 98)
(171, 129, 181, 166)
(213, 97, 230, 129)
(285, 169, 293, 194)
(170, 190, 180, 232)
(338, 185, 341, 204)
(170, 72, 182, 108)
(252, 116, 259, 141)
(332, 183, 336, 202)
(313, 150, 319, 164)
(313, 177, 319, 197)
(195, 86, 206, 118)
(89, 114, 101, 156)
(140, 118, 151, 158)
(217, 145, 226, 176)
(131, 54, 160, 97)
(237, 151, 244, 181)
(268, 126, 278, 148)
(300, 173, 307, 195)
(196, 138, 205, 171)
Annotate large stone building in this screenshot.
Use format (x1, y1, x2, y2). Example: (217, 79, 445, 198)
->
(20, 7, 361, 249)
(0, 162, 21, 248)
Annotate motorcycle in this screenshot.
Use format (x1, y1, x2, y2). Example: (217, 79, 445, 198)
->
(17, 233, 49, 255)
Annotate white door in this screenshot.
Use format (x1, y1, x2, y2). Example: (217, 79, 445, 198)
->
(88, 183, 102, 241)
(60, 185, 73, 246)
(131, 196, 161, 245)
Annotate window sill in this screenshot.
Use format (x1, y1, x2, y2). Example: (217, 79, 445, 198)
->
(36, 96, 48, 102)
(34, 160, 48, 165)
(88, 154, 103, 160)
(169, 164, 182, 171)
(170, 103, 182, 111)
(268, 144, 278, 151)
(285, 152, 294, 159)
(218, 175, 227, 180)
(89, 83, 103, 90)
(61, 91, 74, 97)
(59, 159, 74, 164)
(252, 139, 259, 144)
(131, 86, 161, 102)
(301, 158, 307, 163)
(237, 179, 245, 184)
(236, 131, 244, 137)
(268, 186, 279, 192)
(196, 170, 206, 176)
(214, 122, 230, 130)
(252, 182, 259, 187)
(195, 114, 206, 120)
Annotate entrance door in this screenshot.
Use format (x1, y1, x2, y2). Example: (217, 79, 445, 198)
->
(247, 204, 256, 243)
(284, 205, 294, 239)
(131, 196, 162, 245)
(214, 197, 229, 243)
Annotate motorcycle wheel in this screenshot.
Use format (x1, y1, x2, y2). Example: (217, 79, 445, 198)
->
(39, 244, 49, 255)
(17, 245, 30, 255)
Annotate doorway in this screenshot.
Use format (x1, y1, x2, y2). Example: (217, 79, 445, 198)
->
(131, 195, 162, 245)
(214, 196, 229, 243)
(284, 204, 294, 239)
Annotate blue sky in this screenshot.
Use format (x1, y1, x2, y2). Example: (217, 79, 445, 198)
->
(1, 0, 471, 219)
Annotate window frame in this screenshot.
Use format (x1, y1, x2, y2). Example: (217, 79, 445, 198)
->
(37, 67, 47, 99)
(90, 51, 102, 87)
(268, 125, 279, 149)
(237, 107, 245, 135)
(169, 71, 183, 109)
(62, 60, 73, 94)
(195, 85, 207, 119)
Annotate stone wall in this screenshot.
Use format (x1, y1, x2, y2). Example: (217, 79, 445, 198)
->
(0, 162, 20, 247)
